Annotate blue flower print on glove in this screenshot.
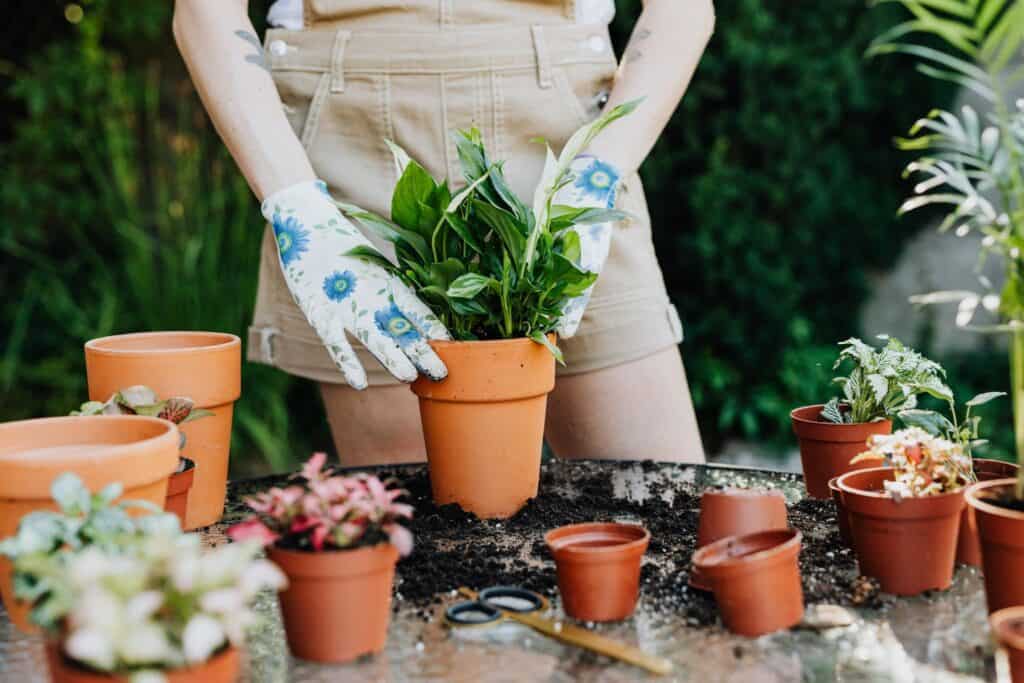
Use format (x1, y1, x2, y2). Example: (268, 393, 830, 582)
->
(375, 302, 422, 347)
(272, 213, 311, 267)
(322, 270, 357, 302)
(573, 158, 620, 208)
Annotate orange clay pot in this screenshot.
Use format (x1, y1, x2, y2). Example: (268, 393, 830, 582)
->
(690, 488, 788, 591)
(966, 479, 1024, 613)
(164, 458, 196, 529)
(85, 331, 241, 530)
(828, 476, 853, 547)
(957, 460, 1019, 567)
(545, 522, 650, 622)
(269, 543, 398, 663)
(790, 405, 891, 499)
(411, 337, 555, 519)
(692, 528, 804, 637)
(838, 467, 964, 596)
(991, 606, 1024, 683)
(46, 641, 239, 683)
(0, 415, 179, 632)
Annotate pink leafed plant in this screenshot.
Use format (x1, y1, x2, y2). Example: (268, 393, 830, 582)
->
(227, 452, 414, 556)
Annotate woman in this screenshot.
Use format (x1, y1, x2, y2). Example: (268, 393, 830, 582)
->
(173, 0, 714, 466)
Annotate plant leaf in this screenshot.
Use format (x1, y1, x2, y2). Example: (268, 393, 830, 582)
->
(965, 391, 1007, 406)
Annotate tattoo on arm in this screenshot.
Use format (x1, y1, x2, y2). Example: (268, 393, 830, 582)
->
(235, 30, 271, 73)
(624, 27, 652, 65)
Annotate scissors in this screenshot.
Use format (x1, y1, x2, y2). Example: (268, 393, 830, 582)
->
(445, 587, 673, 676)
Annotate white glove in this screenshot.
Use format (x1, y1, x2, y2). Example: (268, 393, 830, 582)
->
(262, 180, 449, 389)
(554, 155, 623, 339)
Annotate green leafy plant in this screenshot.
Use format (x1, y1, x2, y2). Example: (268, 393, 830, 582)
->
(899, 389, 1005, 463)
(338, 102, 638, 361)
(869, 0, 1024, 495)
(821, 336, 951, 424)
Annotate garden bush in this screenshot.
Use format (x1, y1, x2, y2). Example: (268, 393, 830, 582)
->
(1, 0, 975, 471)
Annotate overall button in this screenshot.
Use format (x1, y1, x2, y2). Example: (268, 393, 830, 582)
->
(586, 35, 607, 54)
(269, 39, 289, 57)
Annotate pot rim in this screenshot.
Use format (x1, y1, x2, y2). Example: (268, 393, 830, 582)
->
(85, 331, 240, 357)
(701, 487, 786, 501)
(991, 606, 1024, 650)
(48, 640, 238, 677)
(790, 404, 891, 428)
(965, 478, 1024, 521)
(836, 466, 966, 502)
(425, 333, 556, 351)
(692, 528, 802, 574)
(544, 522, 650, 558)
(268, 541, 399, 579)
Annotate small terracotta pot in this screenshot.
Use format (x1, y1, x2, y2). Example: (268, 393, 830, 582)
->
(411, 337, 555, 519)
(165, 458, 196, 529)
(838, 467, 964, 596)
(991, 606, 1024, 683)
(85, 331, 241, 529)
(790, 405, 891, 499)
(269, 543, 398, 662)
(45, 641, 239, 682)
(828, 476, 853, 547)
(544, 522, 650, 622)
(690, 488, 789, 591)
(957, 460, 1019, 567)
(0, 416, 179, 632)
(692, 528, 804, 637)
(966, 478, 1024, 613)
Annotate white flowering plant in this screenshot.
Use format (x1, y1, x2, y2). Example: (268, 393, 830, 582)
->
(851, 427, 972, 497)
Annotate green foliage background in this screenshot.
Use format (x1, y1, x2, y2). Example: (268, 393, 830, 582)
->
(0, 0, 1010, 472)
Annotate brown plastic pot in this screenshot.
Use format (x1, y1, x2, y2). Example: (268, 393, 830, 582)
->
(269, 543, 398, 662)
(966, 478, 1024, 613)
(957, 460, 1019, 567)
(690, 488, 789, 591)
(692, 528, 804, 637)
(790, 405, 891, 499)
(828, 476, 853, 547)
(0, 415, 179, 632)
(411, 337, 555, 519)
(45, 641, 239, 682)
(164, 458, 196, 529)
(838, 467, 964, 596)
(991, 606, 1024, 683)
(85, 331, 241, 529)
(545, 522, 650, 622)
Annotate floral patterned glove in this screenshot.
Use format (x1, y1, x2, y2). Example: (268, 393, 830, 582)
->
(554, 155, 623, 339)
(262, 180, 449, 389)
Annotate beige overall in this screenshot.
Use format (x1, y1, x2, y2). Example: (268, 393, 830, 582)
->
(250, 0, 684, 385)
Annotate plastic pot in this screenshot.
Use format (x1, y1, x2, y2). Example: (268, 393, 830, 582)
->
(269, 543, 398, 662)
(692, 528, 804, 637)
(164, 458, 196, 529)
(0, 415, 179, 632)
(828, 476, 853, 547)
(790, 405, 891, 499)
(690, 488, 789, 591)
(85, 331, 241, 529)
(45, 641, 239, 682)
(957, 460, 1019, 567)
(966, 478, 1024, 613)
(837, 467, 964, 596)
(411, 337, 555, 519)
(991, 606, 1024, 683)
(545, 522, 650, 622)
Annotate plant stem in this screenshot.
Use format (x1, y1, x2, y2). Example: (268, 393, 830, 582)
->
(1012, 328, 1024, 498)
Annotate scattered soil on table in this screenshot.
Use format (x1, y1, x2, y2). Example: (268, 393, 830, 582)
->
(362, 462, 886, 624)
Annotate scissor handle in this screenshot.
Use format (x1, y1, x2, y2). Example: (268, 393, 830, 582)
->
(479, 586, 548, 613)
(445, 600, 503, 627)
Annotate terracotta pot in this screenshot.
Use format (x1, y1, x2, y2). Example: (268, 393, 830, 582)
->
(828, 476, 853, 547)
(85, 331, 241, 529)
(0, 416, 179, 632)
(269, 543, 398, 662)
(164, 458, 196, 529)
(411, 337, 555, 519)
(991, 606, 1024, 683)
(838, 467, 964, 596)
(957, 460, 1019, 567)
(966, 478, 1024, 613)
(46, 641, 239, 682)
(690, 488, 789, 591)
(692, 528, 804, 637)
(790, 405, 891, 499)
(544, 522, 650, 622)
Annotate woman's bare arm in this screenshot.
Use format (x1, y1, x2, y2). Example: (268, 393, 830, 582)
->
(173, 0, 315, 200)
(587, 0, 715, 174)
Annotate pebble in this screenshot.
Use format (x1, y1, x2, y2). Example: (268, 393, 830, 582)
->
(800, 604, 856, 630)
